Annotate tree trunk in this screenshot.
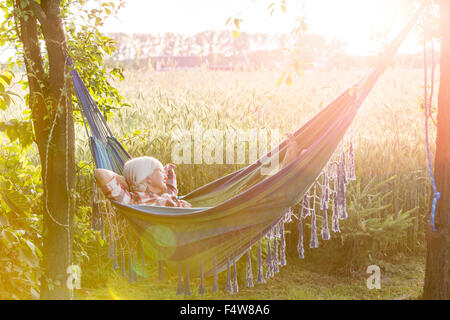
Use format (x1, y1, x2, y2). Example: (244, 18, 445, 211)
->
(423, 0, 450, 300)
(14, 0, 75, 300)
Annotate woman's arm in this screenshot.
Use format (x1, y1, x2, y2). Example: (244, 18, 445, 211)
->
(281, 133, 307, 168)
(164, 163, 178, 196)
(94, 168, 115, 186)
(94, 168, 133, 204)
(94, 168, 129, 189)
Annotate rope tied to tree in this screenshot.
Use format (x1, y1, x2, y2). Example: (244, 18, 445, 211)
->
(423, 3, 440, 232)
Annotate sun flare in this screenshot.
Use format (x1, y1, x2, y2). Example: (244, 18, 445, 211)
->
(102, 0, 418, 56)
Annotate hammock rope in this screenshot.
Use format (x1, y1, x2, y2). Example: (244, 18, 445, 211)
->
(68, 3, 426, 294)
(423, 5, 439, 232)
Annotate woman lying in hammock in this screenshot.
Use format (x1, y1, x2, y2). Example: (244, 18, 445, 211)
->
(94, 132, 305, 208)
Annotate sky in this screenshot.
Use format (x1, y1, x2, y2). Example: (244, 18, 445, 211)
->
(101, 0, 422, 55)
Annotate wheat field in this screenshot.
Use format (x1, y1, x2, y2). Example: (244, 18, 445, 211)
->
(78, 67, 436, 204)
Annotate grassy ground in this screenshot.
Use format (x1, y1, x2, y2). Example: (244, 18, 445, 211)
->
(75, 252, 425, 300)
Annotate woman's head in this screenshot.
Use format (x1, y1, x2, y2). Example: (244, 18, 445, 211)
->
(123, 156, 167, 193)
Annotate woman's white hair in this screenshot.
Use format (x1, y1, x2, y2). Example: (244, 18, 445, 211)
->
(123, 156, 163, 192)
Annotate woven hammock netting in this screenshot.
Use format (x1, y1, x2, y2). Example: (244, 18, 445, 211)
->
(70, 4, 425, 294)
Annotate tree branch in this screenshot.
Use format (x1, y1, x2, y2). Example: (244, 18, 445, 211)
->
(12, 0, 50, 158)
(29, 0, 48, 27)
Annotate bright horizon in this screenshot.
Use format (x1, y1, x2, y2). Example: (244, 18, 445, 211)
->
(101, 0, 423, 56)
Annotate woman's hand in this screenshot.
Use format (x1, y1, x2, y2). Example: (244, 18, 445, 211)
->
(282, 133, 307, 167)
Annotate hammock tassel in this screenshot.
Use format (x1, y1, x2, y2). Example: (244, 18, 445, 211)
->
(336, 155, 347, 221)
(332, 190, 341, 233)
(107, 231, 113, 258)
(257, 242, 265, 283)
(91, 200, 103, 231)
(141, 245, 145, 279)
(321, 207, 330, 240)
(121, 250, 126, 278)
(225, 257, 233, 293)
(347, 139, 356, 181)
(310, 206, 319, 248)
(280, 222, 287, 266)
(273, 235, 279, 274)
(91, 183, 103, 231)
(340, 151, 347, 185)
(112, 241, 119, 270)
(199, 261, 205, 295)
(158, 259, 164, 281)
(213, 256, 218, 293)
(184, 262, 191, 296)
(301, 190, 311, 218)
(321, 170, 329, 210)
(246, 250, 254, 287)
(298, 217, 304, 259)
(133, 252, 139, 282)
(265, 235, 273, 279)
(233, 259, 239, 294)
(100, 223, 105, 241)
(176, 263, 184, 295)
(284, 207, 294, 223)
(340, 203, 348, 220)
(128, 253, 134, 283)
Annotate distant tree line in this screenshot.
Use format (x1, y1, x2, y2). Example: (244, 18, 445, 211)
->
(105, 30, 439, 70)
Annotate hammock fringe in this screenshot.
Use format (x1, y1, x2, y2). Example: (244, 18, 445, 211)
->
(199, 261, 205, 295)
(246, 250, 254, 287)
(212, 256, 218, 292)
(225, 257, 233, 293)
(257, 242, 265, 283)
(184, 262, 191, 296)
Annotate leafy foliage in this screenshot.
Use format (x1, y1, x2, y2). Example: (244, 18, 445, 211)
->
(319, 176, 416, 275)
(0, 0, 128, 298)
(65, 0, 127, 122)
(0, 134, 42, 299)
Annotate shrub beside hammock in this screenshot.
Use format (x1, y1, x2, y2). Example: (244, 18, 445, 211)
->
(69, 4, 424, 295)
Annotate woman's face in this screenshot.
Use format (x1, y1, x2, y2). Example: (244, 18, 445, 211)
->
(145, 167, 167, 194)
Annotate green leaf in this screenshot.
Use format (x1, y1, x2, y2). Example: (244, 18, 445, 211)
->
(285, 75, 292, 86)
(234, 18, 241, 29)
(1, 229, 19, 246)
(276, 70, 287, 87)
(30, 287, 39, 300)
(0, 71, 13, 85)
(1, 189, 30, 216)
(19, 240, 39, 267)
(19, 0, 28, 9)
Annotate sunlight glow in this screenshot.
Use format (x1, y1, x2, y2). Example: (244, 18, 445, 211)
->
(101, 0, 420, 55)
(108, 285, 122, 300)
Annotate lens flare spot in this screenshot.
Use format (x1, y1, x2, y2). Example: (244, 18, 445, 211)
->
(141, 224, 177, 260)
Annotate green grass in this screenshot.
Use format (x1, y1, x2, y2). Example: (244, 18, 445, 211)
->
(76, 252, 424, 300)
